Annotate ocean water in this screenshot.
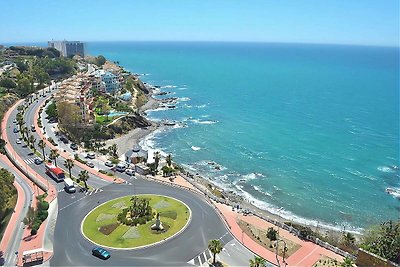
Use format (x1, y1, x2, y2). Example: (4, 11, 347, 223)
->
(87, 42, 399, 230)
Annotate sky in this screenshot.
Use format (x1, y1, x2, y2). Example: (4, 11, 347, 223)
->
(1, 0, 398, 46)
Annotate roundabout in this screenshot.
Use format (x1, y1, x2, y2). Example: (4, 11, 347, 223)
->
(81, 194, 191, 249)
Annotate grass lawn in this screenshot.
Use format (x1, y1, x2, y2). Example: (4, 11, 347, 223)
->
(95, 114, 110, 124)
(0, 194, 17, 241)
(82, 195, 190, 248)
(237, 219, 301, 258)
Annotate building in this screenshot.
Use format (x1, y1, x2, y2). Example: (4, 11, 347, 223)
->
(93, 70, 120, 94)
(48, 40, 85, 57)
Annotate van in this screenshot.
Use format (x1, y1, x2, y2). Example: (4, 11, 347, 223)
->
(64, 178, 76, 193)
(115, 163, 126, 172)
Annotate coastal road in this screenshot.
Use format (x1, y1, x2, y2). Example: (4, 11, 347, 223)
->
(0, 159, 33, 266)
(5, 84, 259, 266)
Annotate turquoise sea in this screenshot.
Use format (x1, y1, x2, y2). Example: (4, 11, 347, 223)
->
(87, 42, 399, 231)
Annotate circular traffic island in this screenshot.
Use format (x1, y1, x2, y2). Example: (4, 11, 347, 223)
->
(82, 194, 191, 249)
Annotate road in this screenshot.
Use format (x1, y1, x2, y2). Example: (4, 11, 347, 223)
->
(0, 160, 33, 266)
(5, 84, 259, 266)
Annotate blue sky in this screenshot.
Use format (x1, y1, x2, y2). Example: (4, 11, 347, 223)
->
(1, 0, 398, 46)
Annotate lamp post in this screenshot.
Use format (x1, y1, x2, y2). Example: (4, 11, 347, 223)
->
(275, 239, 287, 267)
(277, 207, 284, 235)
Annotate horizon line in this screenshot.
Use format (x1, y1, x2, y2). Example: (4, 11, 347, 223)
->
(1, 39, 398, 49)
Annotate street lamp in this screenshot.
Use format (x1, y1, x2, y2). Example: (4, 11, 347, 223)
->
(275, 239, 288, 267)
(277, 207, 284, 235)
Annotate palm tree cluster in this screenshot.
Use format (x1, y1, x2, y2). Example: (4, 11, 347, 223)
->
(208, 239, 223, 265)
(249, 256, 266, 267)
(128, 196, 152, 219)
(78, 170, 89, 189)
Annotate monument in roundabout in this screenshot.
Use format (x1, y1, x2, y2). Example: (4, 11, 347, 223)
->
(81, 194, 191, 248)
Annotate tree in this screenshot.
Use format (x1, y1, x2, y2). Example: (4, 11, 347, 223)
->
(267, 227, 278, 241)
(38, 139, 46, 161)
(64, 158, 74, 178)
(95, 55, 106, 66)
(0, 168, 16, 211)
(249, 256, 266, 267)
(29, 135, 36, 152)
(79, 170, 89, 189)
(153, 151, 160, 175)
(50, 149, 59, 166)
(23, 206, 36, 229)
(109, 144, 118, 158)
(16, 77, 32, 97)
(45, 101, 58, 119)
(0, 78, 17, 89)
(208, 239, 223, 265)
(166, 154, 172, 167)
(360, 220, 400, 263)
(342, 232, 355, 247)
(341, 257, 353, 267)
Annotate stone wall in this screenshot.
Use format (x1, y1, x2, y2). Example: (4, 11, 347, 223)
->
(356, 248, 398, 267)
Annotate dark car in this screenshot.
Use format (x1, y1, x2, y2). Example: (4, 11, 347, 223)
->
(70, 143, 78, 150)
(34, 158, 43, 165)
(13, 128, 19, 133)
(92, 247, 110, 260)
(59, 136, 69, 144)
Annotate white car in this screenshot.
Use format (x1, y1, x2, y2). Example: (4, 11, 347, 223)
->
(104, 161, 114, 168)
(125, 168, 135, 176)
(87, 152, 95, 159)
(16, 139, 22, 144)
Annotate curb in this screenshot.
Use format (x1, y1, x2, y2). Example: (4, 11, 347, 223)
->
(80, 194, 192, 251)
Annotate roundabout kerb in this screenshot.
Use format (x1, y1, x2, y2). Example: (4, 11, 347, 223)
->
(80, 194, 192, 250)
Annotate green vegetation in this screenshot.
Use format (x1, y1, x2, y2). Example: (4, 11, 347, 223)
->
(117, 196, 153, 226)
(45, 101, 58, 119)
(249, 256, 266, 267)
(266, 227, 278, 241)
(0, 169, 17, 240)
(208, 239, 224, 265)
(23, 194, 49, 236)
(82, 195, 190, 248)
(360, 220, 400, 263)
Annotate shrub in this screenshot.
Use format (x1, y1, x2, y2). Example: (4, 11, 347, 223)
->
(30, 228, 38, 235)
(38, 201, 49, 210)
(266, 227, 278, 241)
(37, 210, 48, 222)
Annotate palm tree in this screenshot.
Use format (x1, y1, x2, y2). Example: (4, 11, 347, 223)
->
(20, 126, 27, 141)
(153, 151, 161, 175)
(78, 170, 89, 190)
(64, 158, 74, 178)
(29, 135, 36, 151)
(166, 154, 172, 167)
(343, 232, 356, 247)
(38, 139, 46, 161)
(208, 239, 223, 265)
(50, 149, 59, 166)
(249, 256, 266, 267)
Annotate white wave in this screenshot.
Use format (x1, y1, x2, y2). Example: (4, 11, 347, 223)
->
(253, 185, 272, 197)
(191, 146, 201, 151)
(386, 187, 400, 199)
(177, 97, 191, 102)
(177, 87, 187, 90)
(191, 119, 218, 125)
(148, 107, 170, 112)
(240, 172, 265, 182)
(196, 104, 207, 109)
(200, 114, 210, 118)
(161, 85, 177, 88)
(377, 166, 396, 173)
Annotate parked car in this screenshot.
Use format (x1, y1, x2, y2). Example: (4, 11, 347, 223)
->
(70, 143, 78, 150)
(16, 139, 22, 144)
(86, 162, 95, 168)
(34, 158, 43, 165)
(92, 247, 110, 260)
(59, 136, 69, 144)
(12, 119, 17, 124)
(13, 128, 19, 133)
(104, 161, 114, 168)
(87, 152, 95, 159)
(125, 168, 135, 176)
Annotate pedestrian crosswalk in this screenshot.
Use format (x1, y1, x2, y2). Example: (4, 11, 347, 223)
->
(188, 250, 213, 266)
(57, 187, 103, 196)
(24, 157, 42, 165)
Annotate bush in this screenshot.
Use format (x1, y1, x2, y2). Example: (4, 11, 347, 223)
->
(38, 201, 49, 210)
(30, 228, 37, 235)
(266, 227, 278, 241)
(37, 210, 48, 222)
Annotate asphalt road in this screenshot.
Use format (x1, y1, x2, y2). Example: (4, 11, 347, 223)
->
(5, 85, 258, 266)
(0, 160, 33, 266)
